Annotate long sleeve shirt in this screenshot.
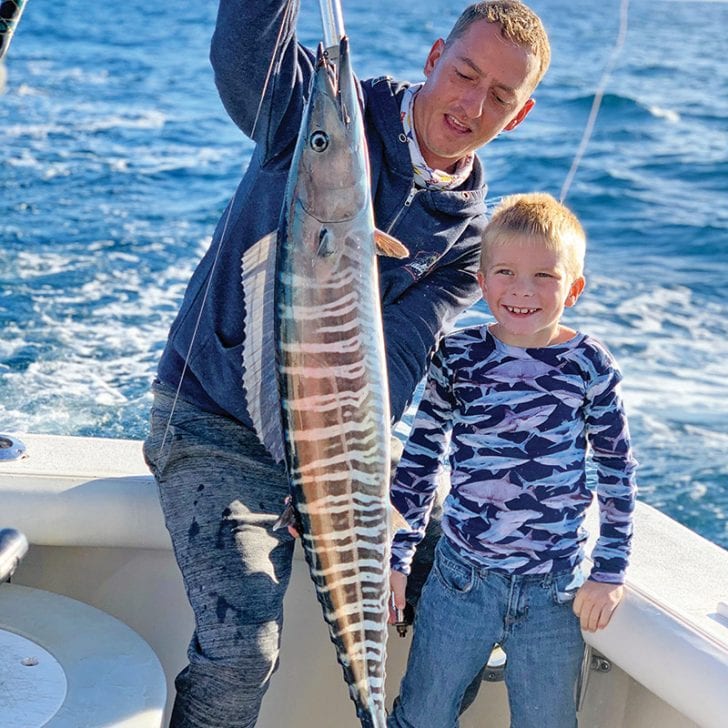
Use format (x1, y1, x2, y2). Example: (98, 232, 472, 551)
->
(391, 326, 638, 584)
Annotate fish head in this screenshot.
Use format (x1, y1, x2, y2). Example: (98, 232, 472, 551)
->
(293, 37, 370, 225)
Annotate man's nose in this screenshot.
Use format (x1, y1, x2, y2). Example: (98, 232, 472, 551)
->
(459, 88, 486, 119)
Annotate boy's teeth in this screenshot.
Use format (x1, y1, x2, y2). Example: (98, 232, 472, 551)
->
(506, 306, 537, 314)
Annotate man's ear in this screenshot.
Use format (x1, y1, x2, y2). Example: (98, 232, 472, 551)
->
(503, 98, 535, 132)
(423, 38, 446, 77)
(565, 276, 586, 307)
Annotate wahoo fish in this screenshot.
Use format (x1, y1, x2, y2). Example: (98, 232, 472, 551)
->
(242, 36, 407, 728)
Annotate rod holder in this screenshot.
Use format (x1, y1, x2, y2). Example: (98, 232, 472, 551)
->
(0, 435, 27, 461)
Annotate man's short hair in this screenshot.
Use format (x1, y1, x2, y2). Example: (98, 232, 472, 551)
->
(447, 1, 551, 87)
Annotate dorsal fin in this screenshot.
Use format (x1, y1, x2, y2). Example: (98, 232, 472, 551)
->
(241, 232, 285, 464)
(375, 229, 409, 259)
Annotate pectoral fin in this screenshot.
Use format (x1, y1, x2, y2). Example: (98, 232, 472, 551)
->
(375, 229, 409, 259)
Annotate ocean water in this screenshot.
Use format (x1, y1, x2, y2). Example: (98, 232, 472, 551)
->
(1, 0, 726, 549)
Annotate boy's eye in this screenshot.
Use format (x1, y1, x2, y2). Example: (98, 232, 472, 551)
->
(495, 268, 512, 276)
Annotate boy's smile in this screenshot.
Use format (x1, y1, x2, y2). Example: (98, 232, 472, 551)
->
(503, 305, 540, 316)
(478, 238, 585, 348)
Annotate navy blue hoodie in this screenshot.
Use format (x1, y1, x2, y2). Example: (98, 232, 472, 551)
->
(156, 0, 488, 429)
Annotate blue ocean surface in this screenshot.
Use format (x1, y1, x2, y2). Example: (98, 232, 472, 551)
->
(1, 0, 726, 549)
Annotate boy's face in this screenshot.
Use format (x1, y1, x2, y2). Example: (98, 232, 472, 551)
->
(414, 20, 538, 173)
(478, 237, 585, 348)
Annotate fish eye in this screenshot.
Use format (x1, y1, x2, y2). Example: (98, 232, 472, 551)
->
(310, 131, 329, 152)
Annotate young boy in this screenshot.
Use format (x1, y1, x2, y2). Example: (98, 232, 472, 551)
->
(387, 193, 637, 728)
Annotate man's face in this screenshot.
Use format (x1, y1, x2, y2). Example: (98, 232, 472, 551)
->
(414, 20, 539, 172)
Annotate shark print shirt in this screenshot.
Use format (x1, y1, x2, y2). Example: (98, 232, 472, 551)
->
(391, 326, 638, 584)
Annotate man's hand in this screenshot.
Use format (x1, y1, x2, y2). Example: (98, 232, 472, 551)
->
(573, 581, 624, 632)
(389, 570, 408, 625)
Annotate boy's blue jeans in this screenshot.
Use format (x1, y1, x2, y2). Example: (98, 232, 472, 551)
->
(388, 537, 585, 728)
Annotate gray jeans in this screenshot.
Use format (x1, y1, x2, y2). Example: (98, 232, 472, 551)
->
(144, 382, 442, 727)
(144, 382, 293, 727)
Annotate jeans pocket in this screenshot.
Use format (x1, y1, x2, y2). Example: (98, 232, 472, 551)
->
(551, 567, 586, 606)
(433, 548, 475, 595)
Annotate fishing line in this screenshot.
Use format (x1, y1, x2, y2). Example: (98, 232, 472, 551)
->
(251, 0, 297, 139)
(158, 0, 296, 457)
(559, 0, 630, 202)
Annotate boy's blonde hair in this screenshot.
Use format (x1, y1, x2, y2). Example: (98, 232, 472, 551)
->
(480, 193, 586, 280)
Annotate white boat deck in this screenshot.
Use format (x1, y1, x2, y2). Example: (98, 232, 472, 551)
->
(1, 432, 727, 727)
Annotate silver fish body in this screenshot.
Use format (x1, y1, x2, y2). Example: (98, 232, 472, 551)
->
(279, 40, 390, 727)
(245, 37, 392, 727)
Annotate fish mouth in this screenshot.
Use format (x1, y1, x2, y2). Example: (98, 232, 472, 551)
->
(316, 45, 338, 95)
(312, 35, 357, 127)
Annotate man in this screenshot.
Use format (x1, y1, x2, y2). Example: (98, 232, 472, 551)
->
(143, 1, 550, 725)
